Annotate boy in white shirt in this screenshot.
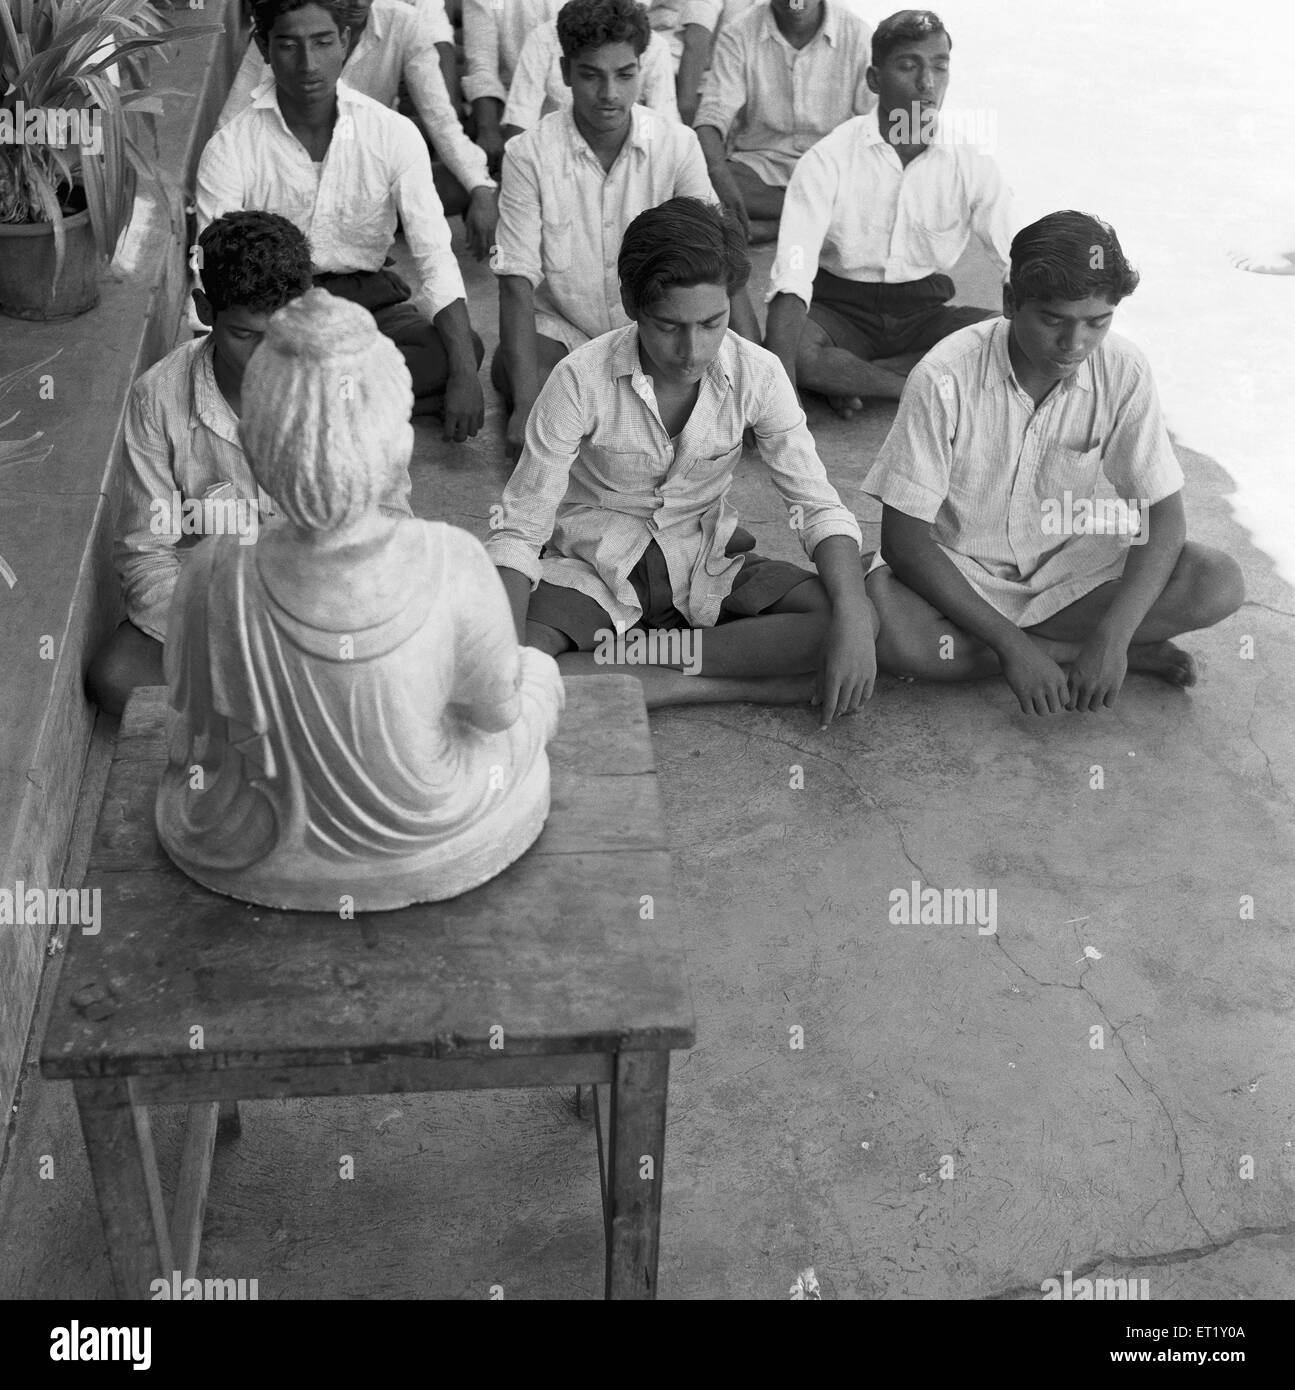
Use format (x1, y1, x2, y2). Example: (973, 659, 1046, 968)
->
(765, 9, 1011, 417)
(492, 0, 757, 459)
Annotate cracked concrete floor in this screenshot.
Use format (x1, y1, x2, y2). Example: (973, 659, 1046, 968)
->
(3, 232, 1291, 1301)
(4, 0, 1294, 1294)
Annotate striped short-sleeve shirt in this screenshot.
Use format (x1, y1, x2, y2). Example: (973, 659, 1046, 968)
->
(861, 318, 1186, 626)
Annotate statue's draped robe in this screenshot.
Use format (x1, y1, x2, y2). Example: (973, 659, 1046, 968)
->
(156, 520, 564, 909)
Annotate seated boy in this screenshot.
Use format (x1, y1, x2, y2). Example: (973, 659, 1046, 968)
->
(500, 2, 679, 136)
(463, 0, 562, 175)
(85, 211, 414, 717)
(765, 9, 1012, 417)
(492, 0, 758, 461)
(861, 211, 1246, 716)
(486, 197, 878, 723)
(217, 0, 498, 260)
(197, 0, 486, 437)
(694, 0, 874, 243)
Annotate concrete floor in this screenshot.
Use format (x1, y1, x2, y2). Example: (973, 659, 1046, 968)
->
(2, 227, 1292, 1301)
(4, 0, 1295, 1296)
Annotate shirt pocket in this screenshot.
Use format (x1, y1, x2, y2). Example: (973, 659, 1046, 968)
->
(541, 217, 574, 274)
(583, 444, 670, 501)
(908, 215, 967, 270)
(1049, 443, 1105, 497)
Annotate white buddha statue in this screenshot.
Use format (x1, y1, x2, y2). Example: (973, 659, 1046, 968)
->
(156, 290, 565, 910)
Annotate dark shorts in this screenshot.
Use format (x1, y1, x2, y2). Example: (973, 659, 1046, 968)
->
(528, 532, 815, 652)
(808, 269, 997, 361)
(312, 265, 482, 401)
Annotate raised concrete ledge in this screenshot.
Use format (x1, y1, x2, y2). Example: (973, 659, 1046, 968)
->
(0, 0, 248, 1143)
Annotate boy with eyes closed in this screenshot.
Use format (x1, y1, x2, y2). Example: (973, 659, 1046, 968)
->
(860, 211, 1245, 716)
(487, 196, 879, 724)
(492, 0, 758, 462)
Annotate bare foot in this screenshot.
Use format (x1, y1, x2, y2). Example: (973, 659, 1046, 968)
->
(1128, 640, 1197, 687)
(1228, 248, 1295, 275)
(827, 394, 865, 420)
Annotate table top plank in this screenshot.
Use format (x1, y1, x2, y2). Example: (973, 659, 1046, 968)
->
(43, 677, 694, 1078)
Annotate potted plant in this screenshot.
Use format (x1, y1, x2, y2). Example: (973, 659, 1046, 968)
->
(0, 0, 222, 320)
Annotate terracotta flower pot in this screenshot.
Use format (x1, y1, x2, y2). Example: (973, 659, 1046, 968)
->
(0, 206, 101, 321)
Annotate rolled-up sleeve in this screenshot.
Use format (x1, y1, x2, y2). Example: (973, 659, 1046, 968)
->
(403, 9, 494, 191)
(115, 384, 183, 643)
(492, 140, 544, 285)
(420, 0, 454, 46)
(693, 23, 745, 138)
(682, 0, 724, 30)
(859, 361, 958, 523)
(462, 0, 507, 105)
(970, 153, 1014, 282)
(483, 362, 586, 583)
(675, 126, 719, 199)
(767, 140, 834, 306)
(752, 358, 862, 558)
(389, 121, 467, 320)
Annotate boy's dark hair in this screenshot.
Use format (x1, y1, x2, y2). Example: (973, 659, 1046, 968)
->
(618, 198, 750, 316)
(198, 211, 314, 315)
(251, 0, 345, 40)
(556, 0, 651, 63)
(1009, 211, 1140, 307)
(871, 9, 950, 67)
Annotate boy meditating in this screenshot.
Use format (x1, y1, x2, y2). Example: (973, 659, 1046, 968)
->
(764, 9, 1013, 417)
(197, 0, 486, 438)
(492, 0, 756, 462)
(486, 197, 879, 724)
(86, 211, 412, 717)
(694, 0, 874, 243)
(862, 211, 1246, 715)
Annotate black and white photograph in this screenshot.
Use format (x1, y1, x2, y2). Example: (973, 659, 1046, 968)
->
(0, 0, 1291, 1343)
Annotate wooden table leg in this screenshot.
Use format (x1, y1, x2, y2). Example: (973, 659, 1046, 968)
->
(603, 1050, 669, 1301)
(73, 1078, 174, 1299)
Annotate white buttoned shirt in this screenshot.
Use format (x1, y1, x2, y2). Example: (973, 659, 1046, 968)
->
(769, 113, 1013, 305)
(197, 79, 467, 325)
(493, 105, 715, 342)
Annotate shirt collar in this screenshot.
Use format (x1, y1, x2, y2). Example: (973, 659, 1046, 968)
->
(609, 325, 737, 394)
(252, 75, 362, 126)
(562, 103, 654, 159)
(762, 1, 838, 46)
(191, 337, 242, 446)
(988, 316, 1094, 396)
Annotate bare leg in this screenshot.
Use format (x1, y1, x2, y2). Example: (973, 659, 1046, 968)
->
(796, 318, 908, 417)
(531, 580, 834, 711)
(868, 567, 1077, 679)
(729, 161, 785, 243)
(490, 333, 569, 407)
(1026, 542, 1245, 686)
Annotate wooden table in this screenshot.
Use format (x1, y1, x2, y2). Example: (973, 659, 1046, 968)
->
(41, 677, 694, 1300)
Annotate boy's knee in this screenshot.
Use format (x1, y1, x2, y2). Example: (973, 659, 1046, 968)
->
(1184, 546, 1246, 627)
(524, 620, 571, 656)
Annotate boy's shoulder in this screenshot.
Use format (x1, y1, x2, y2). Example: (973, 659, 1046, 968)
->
(130, 337, 211, 418)
(911, 316, 1002, 380)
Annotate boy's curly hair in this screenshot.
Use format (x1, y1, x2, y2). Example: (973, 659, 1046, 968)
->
(556, 0, 651, 62)
(198, 211, 314, 315)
